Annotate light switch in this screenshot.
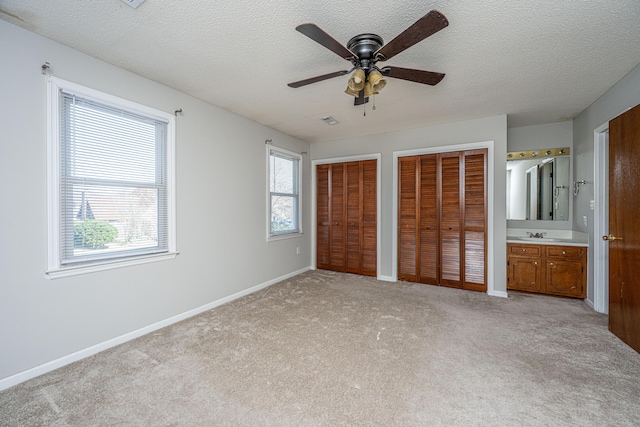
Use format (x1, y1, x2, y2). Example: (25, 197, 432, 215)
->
(589, 200, 595, 210)
(583, 215, 588, 227)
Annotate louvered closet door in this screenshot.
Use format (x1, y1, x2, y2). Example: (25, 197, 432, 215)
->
(316, 164, 331, 270)
(346, 162, 362, 274)
(463, 150, 487, 291)
(419, 155, 439, 285)
(440, 152, 462, 288)
(316, 160, 377, 276)
(398, 156, 418, 281)
(397, 150, 486, 291)
(361, 160, 377, 276)
(330, 163, 346, 271)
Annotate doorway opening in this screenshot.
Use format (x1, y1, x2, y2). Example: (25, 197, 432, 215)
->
(593, 124, 609, 314)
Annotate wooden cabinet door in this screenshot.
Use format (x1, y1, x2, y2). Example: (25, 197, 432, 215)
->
(330, 163, 345, 271)
(508, 257, 543, 292)
(316, 164, 331, 270)
(545, 260, 585, 297)
(440, 152, 462, 288)
(463, 150, 487, 291)
(361, 160, 377, 276)
(398, 156, 418, 281)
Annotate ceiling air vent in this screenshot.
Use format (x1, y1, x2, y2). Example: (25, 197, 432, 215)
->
(321, 116, 339, 125)
(120, 0, 145, 9)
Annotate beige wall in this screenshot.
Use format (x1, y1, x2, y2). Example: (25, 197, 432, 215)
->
(0, 20, 311, 383)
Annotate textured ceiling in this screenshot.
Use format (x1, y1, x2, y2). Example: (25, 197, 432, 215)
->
(2, 1, 640, 143)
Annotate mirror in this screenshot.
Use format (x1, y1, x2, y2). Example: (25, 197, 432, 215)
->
(507, 152, 570, 221)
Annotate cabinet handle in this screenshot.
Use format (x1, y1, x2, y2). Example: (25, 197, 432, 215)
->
(522, 249, 526, 252)
(351, 223, 355, 226)
(427, 226, 430, 230)
(534, 261, 538, 265)
(549, 262, 554, 266)
(335, 222, 339, 225)
(562, 251, 566, 255)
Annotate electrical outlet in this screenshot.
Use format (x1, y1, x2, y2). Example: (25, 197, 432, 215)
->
(583, 215, 588, 227)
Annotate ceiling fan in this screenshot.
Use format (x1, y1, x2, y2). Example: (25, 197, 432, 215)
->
(287, 10, 449, 106)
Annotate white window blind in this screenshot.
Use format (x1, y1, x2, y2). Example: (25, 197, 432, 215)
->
(268, 147, 301, 237)
(50, 83, 174, 271)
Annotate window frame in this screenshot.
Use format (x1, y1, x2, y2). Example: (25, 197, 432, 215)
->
(266, 144, 303, 241)
(46, 76, 177, 279)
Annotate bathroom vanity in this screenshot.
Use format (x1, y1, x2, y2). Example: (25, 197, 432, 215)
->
(506, 236, 587, 299)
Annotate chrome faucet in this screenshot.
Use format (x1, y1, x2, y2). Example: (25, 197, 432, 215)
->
(528, 232, 546, 238)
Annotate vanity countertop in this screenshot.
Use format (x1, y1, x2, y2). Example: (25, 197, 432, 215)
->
(506, 236, 588, 247)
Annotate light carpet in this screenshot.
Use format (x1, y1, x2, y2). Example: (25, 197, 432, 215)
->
(1, 271, 639, 426)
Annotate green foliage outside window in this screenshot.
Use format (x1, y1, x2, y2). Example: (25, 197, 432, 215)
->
(74, 220, 119, 249)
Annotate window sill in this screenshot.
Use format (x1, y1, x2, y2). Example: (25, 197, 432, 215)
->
(46, 251, 179, 279)
(267, 232, 304, 243)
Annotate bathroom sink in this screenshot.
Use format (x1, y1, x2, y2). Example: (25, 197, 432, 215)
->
(519, 237, 558, 242)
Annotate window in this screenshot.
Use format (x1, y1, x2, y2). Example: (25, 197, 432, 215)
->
(267, 145, 301, 239)
(46, 77, 176, 278)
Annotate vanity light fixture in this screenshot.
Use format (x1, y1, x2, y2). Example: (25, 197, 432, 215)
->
(506, 147, 570, 160)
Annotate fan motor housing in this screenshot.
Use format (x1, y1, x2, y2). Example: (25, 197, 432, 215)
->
(347, 34, 384, 62)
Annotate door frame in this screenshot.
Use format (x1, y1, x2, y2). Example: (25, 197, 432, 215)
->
(311, 153, 382, 279)
(392, 140, 497, 296)
(593, 123, 609, 314)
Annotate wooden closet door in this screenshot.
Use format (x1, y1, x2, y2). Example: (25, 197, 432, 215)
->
(317, 160, 377, 276)
(316, 164, 331, 270)
(439, 152, 462, 288)
(330, 163, 346, 271)
(398, 156, 418, 281)
(346, 161, 362, 274)
(361, 159, 377, 276)
(419, 154, 439, 284)
(463, 149, 487, 291)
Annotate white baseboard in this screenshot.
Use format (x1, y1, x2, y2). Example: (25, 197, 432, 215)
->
(377, 275, 396, 282)
(0, 266, 311, 392)
(584, 297, 595, 310)
(488, 290, 509, 298)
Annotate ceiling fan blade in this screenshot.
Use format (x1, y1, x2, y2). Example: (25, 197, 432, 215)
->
(353, 89, 369, 106)
(375, 10, 448, 61)
(296, 23, 356, 60)
(288, 70, 349, 88)
(382, 66, 445, 86)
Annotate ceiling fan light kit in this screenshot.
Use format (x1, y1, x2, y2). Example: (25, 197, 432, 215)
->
(288, 10, 449, 108)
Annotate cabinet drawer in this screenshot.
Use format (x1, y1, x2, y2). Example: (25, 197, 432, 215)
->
(508, 244, 541, 257)
(546, 246, 585, 259)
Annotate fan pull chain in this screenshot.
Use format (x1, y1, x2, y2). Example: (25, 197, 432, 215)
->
(363, 101, 366, 117)
(372, 95, 376, 111)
